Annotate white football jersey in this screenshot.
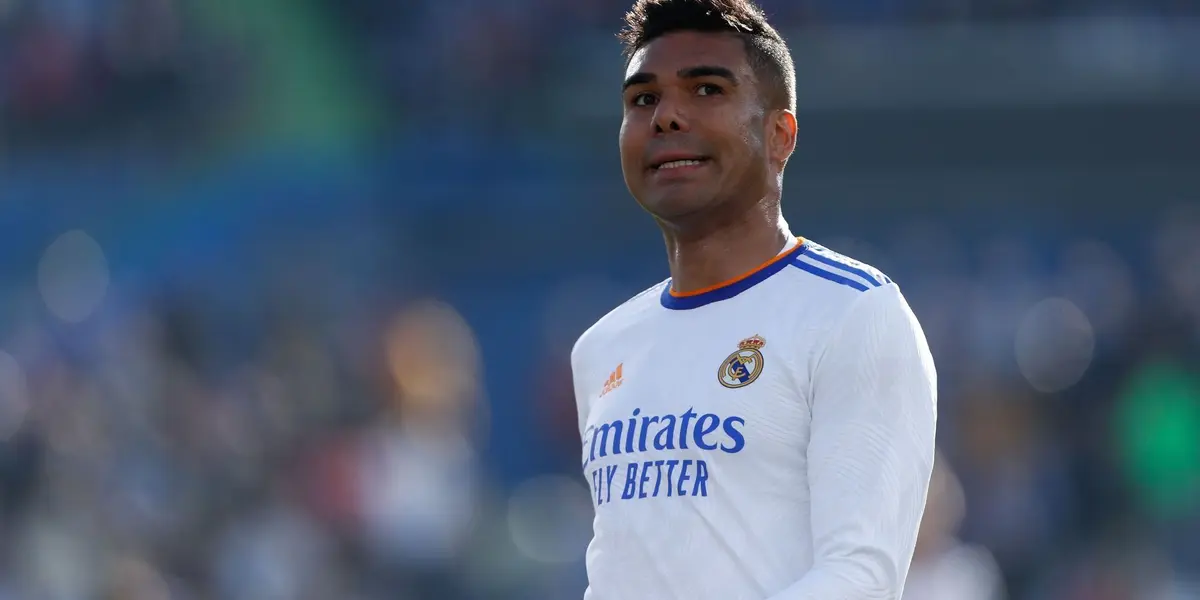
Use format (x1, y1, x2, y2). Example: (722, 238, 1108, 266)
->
(572, 238, 937, 600)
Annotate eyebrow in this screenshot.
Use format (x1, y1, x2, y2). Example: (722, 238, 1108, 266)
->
(622, 65, 740, 92)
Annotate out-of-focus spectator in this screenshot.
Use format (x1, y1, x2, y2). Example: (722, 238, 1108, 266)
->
(905, 454, 1005, 600)
(356, 300, 484, 597)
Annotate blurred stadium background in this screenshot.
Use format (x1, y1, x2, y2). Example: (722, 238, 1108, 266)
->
(1, 0, 1199, 598)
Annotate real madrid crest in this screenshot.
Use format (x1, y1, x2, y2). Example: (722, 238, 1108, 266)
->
(718, 335, 766, 389)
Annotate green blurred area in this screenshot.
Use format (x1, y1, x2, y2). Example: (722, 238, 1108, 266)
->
(1117, 360, 1200, 519)
(190, 0, 381, 154)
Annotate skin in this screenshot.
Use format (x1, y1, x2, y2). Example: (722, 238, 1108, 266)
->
(619, 30, 799, 294)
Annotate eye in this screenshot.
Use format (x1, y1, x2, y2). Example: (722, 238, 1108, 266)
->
(631, 92, 657, 107)
(696, 83, 723, 96)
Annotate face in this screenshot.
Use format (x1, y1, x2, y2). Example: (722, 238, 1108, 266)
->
(619, 31, 796, 222)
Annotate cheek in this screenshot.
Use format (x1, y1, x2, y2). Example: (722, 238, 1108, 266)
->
(619, 123, 643, 166)
(737, 120, 769, 163)
(738, 115, 767, 148)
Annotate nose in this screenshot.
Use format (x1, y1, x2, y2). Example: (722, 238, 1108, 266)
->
(652, 96, 689, 134)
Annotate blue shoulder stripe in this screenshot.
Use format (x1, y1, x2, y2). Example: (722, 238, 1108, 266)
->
(803, 248, 890, 286)
(789, 257, 870, 291)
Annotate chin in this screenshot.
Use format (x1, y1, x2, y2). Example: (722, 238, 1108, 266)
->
(640, 189, 720, 222)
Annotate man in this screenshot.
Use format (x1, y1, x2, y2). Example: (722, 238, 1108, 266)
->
(570, 0, 938, 598)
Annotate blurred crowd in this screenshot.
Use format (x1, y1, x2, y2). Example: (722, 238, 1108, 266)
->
(2, 212, 1199, 599)
(3, 0, 1200, 147)
(2, 0, 1199, 599)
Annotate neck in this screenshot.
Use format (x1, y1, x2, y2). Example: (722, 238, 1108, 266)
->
(661, 198, 793, 294)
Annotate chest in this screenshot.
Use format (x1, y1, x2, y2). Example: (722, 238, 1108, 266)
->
(580, 312, 813, 475)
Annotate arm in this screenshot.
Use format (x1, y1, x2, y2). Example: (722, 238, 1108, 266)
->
(570, 339, 591, 442)
(572, 338, 596, 600)
(572, 336, 600, 478)
(768, 284, 937, 600)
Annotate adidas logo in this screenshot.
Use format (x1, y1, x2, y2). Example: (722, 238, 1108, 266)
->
(600, 363, 623, 397)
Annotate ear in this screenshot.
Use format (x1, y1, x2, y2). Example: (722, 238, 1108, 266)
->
(768, 109, 797, 167)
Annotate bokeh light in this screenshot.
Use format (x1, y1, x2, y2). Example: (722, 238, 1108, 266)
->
(507, 475, 594, 565)
(36, 230, 109, 324)
(539, 276, 632, 354)
(105, 556, 173, 600)
(0, 350, 29, 441)
(1014, 297, 1096, 394)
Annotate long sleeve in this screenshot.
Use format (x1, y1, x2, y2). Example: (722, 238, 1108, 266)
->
(571, 343, 590, 440)
(768, 284, 938, 600)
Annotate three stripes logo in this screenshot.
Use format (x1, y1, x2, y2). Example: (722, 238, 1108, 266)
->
(600, 363, 623, 397)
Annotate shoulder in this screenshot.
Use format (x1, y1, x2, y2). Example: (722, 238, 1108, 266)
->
(774, 241, 931, 363)
(802, 263, 933, 380)
(771, 239, 906, 329)
(570, 278, 668, 370)
(785, 239, 893, 294)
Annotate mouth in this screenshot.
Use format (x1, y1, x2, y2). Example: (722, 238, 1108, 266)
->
(650, 157, 711, 172)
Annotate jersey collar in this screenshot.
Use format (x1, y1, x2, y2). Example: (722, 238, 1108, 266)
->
(660, 239, 808, 310)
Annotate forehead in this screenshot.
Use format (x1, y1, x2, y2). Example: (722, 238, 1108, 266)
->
(625, 31, 753, 81)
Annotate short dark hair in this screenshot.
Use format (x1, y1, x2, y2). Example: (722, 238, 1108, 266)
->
(618, 0, 796, 113)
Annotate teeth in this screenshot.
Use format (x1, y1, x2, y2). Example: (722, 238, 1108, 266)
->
(658, 159, 703, 170)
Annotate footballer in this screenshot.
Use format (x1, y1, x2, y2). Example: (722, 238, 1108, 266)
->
(571, 0, 938, 598)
